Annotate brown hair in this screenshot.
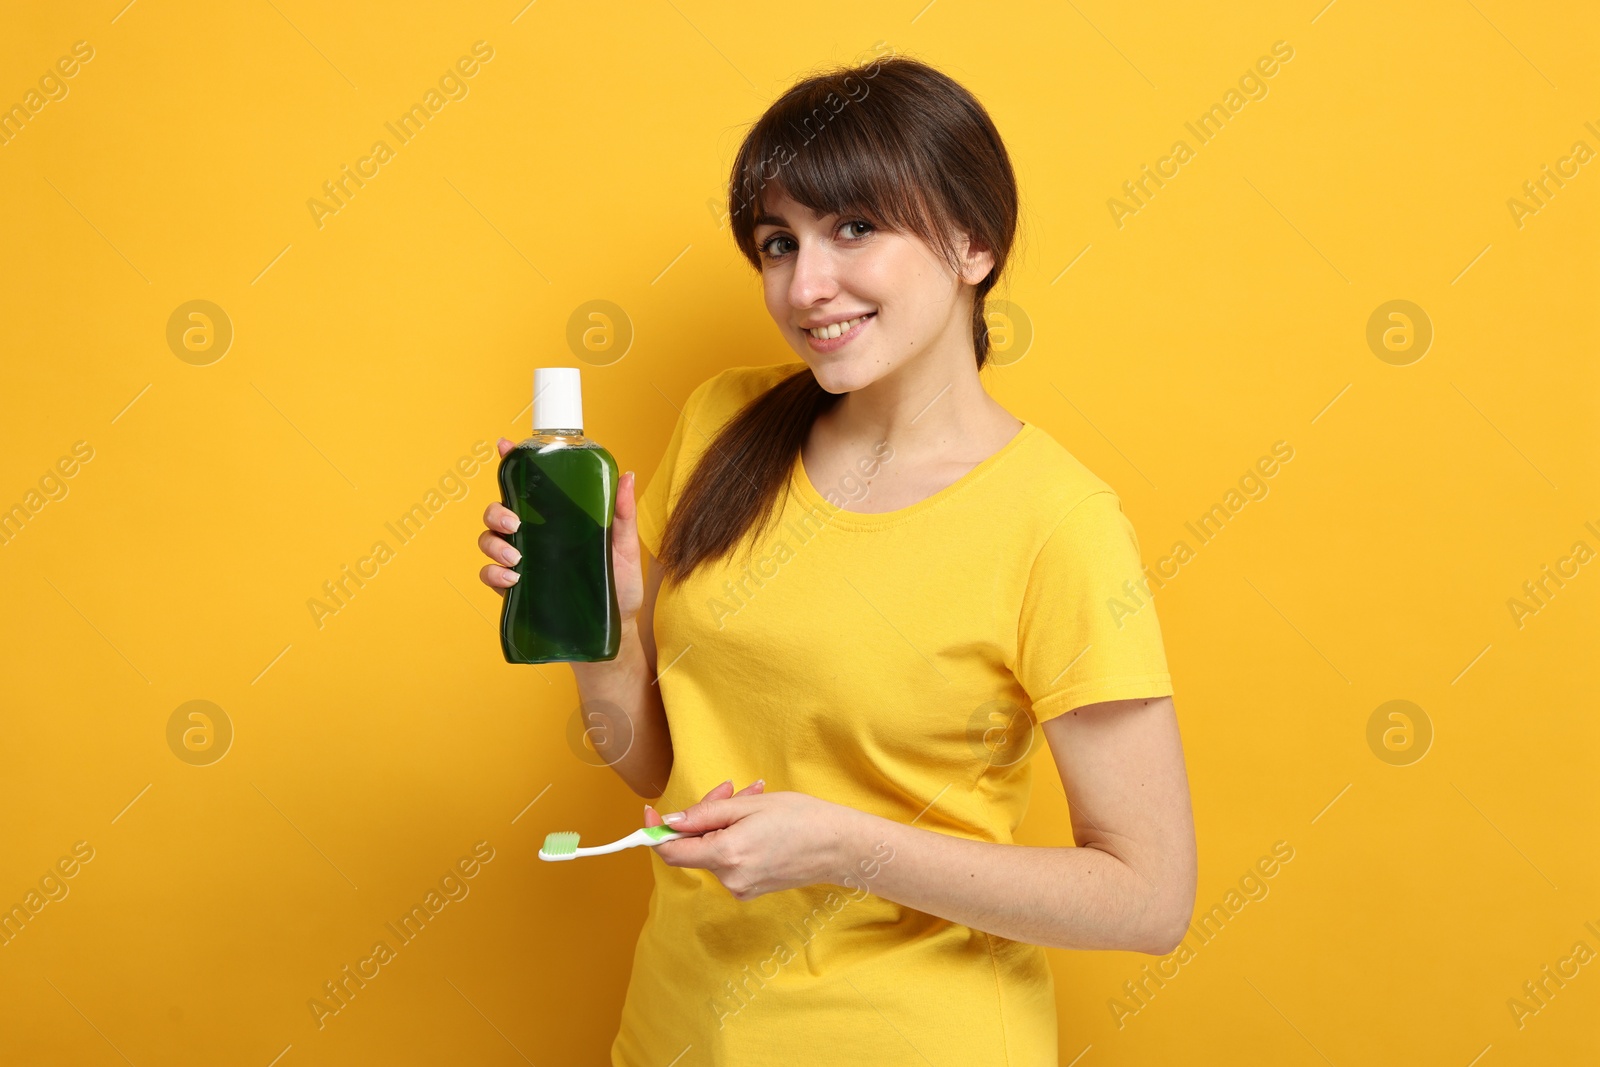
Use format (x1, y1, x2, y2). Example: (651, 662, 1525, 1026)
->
(656, 54, 1019, 584)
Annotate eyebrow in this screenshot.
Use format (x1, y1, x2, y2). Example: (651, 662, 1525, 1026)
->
(754, 207, 829, 228)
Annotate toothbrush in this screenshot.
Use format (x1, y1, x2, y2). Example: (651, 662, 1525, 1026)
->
(539, 824, 692, 861)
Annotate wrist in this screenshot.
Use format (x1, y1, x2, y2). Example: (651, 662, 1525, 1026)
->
(822, 803, 873, 888)
(570, 620, 641, 677)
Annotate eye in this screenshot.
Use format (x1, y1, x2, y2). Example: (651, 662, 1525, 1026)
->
(758, 218, 876, 260)
(758, 233, 796, 258)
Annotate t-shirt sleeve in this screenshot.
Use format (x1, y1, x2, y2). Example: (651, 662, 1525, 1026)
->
(634, 373, 721, 560)
(1016, 490, 1174, 722)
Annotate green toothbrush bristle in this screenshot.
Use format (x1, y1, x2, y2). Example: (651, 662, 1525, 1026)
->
(541, 831, 580, 856)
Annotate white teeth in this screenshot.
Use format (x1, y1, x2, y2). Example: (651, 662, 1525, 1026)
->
(807, 314, 870, 340)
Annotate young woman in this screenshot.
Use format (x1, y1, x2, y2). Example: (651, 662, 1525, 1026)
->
(479, 54, 1197, 1066)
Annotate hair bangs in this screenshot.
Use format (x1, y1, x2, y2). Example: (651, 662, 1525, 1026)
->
(727, 67, 957, 275)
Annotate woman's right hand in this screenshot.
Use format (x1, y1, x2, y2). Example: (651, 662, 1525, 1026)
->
(478, 437, 647, 627)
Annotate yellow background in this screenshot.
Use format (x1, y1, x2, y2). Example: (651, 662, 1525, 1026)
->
(2, 1, 1595, 1063)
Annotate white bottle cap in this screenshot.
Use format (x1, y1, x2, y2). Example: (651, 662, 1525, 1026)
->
(533, 367, 583, 433)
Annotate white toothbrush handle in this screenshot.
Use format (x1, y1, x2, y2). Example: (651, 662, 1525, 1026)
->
(575, 828, 688, 857)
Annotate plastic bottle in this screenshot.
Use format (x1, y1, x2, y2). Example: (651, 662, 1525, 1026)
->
(498, 368, 621, 663)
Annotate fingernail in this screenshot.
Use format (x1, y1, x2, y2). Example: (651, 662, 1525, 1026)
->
(507, 516, 522, 533)
(506, 571, 521, 584)
(506, 547, 523, 566)
(663, 812, 685, 824)
(754, 779, 765, 788)
(721, 779, 733, 789)
(644, 804, 654, 820)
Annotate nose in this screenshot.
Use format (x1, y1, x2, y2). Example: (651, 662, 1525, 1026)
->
(787, 240, 838, 310)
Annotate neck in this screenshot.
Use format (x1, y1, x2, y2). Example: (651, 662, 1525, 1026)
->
(825, 325, 1004, 454)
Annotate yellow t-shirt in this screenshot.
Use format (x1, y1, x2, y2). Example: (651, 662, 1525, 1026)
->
(615, 361, 1174, 1066)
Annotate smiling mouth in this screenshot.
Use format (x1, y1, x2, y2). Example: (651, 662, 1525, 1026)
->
(804, 312, 875, 340)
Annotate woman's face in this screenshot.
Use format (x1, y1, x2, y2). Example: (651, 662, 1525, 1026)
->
(753, 188, 992, 395)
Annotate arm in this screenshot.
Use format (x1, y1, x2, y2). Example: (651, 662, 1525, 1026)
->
(656, 695, 1196, 954)
(479, 444, 675, 798)
(566, 549, 674, 798)
(838, 695, 1196, 953)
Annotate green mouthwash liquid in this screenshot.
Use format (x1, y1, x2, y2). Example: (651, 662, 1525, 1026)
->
(498, 367, 621, 663)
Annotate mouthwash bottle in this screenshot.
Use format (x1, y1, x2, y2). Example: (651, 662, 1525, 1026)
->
(498, 367, 622, 663)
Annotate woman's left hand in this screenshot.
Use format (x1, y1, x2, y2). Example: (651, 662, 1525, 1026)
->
(646, 784, 854, 901)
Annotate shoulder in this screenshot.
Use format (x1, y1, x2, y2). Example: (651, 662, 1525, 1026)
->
(1004, 432, 1149, 592)
(1008, 422, 1125, 525)
(687, 360, 809, 427)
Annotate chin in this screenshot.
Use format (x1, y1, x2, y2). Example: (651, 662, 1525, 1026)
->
(800, 352, 888, 395)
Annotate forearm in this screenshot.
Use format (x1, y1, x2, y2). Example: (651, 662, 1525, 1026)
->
(567, 619, 672, 798)
(834, 808, 1182, 954)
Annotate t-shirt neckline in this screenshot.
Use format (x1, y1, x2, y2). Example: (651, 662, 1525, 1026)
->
(788, 421, 1037, 530)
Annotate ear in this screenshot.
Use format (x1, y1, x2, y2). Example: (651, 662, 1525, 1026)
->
(956, 231, 995, 287)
